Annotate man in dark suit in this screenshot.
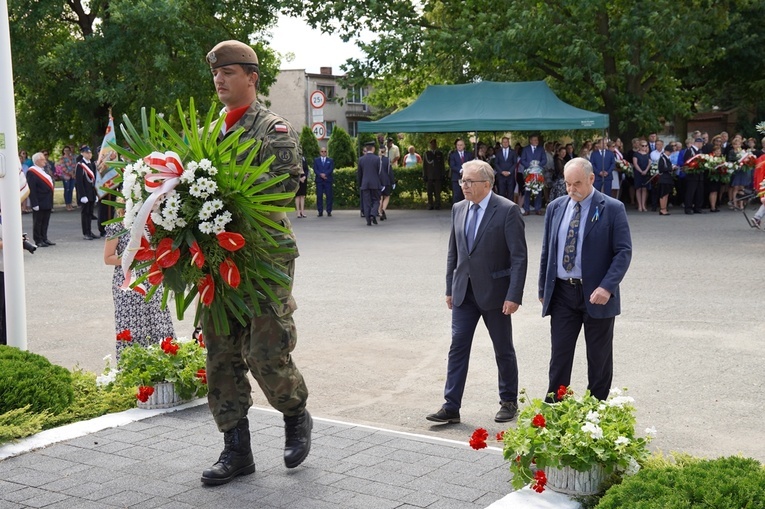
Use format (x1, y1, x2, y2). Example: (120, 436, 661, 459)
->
(590, 138, 615, 195)
(313, 147, 334, 217)
(423, 139, 445, 210)
(538, 157, 632, 401)
(26, 152, 56, 247)
(75, 145, 98, 240)
(427, 160, 528, 424)
(494, 136, 517, 201)
(357, 141, 382, 225)
(683, 137, 705, 214)
(520, 135, 548, 215)
(448, 138, 473, 205)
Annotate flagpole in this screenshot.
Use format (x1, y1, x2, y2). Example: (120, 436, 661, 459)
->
(0, 0, 28, 349)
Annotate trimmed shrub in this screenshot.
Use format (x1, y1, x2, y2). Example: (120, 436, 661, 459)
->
(595, 455, 765, 509)
(299, 125, 320, 163)
(0, 345, 74, 414)
(327, 126, 356, 167)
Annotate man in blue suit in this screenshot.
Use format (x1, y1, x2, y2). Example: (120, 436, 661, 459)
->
(493, 136, 517, 201)
(538, 157, 632, 401)
(520, 135, 548, 215)
(313, 147, 334, 217)
(427, 159, 528, 425)
(590, 138, 615, 195)
(448, 138, 473, 205)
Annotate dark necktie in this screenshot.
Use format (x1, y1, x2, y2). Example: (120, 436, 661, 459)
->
(466, 203, 480, 251)
(563, 202, 581, 272)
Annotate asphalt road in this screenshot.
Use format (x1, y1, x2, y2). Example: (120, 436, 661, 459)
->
(15, 201, 765, 463)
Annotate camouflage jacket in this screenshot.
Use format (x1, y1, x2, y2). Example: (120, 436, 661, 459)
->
(221, 99, 301, 260)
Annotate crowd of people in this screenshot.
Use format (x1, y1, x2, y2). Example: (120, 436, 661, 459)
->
(411, 129, 763, 223)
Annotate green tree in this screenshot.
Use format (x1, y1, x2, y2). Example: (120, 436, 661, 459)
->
(284, 0, 750, 140)
(299, 125, 320, 163)
(327, 127, 355, 167)
(10, 0, 281, 151)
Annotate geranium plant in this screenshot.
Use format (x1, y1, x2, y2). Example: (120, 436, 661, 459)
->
(110, 336, 208, 402)
(103, 99, 295, 335)
(497, 386, 654, 492)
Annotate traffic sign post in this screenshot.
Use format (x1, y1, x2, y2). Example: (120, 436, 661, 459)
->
(312, 122, 326, 140)
(309, 90, 326, 110)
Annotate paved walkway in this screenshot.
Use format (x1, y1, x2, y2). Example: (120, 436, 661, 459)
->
(0, 404, 511, 509)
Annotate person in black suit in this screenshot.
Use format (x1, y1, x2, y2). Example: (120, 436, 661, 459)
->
(493, 136, 517, 202)
(423, 139, 445, 210)
(683, 137, 704, 214)
(313, 147, 334, 217)
(357, 141, 382, 225)
(657, 143, 675, 215)
(75, 145, 98, 240)
(427, 159, 528, 424)
(26, 152, 56, 247)
(539, 157, 632, 401)
(448, 138, 473, 205)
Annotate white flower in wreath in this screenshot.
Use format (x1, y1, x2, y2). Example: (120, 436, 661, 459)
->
(189, 177, 218, 199)
(199, 221, 215, 234)
(186, 161, 199, 172)
(214, 210, 233, 228)
(180, 168, 196, 184)
(581, 421, 603, 440)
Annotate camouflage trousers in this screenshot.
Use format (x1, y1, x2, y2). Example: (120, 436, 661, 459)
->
(203, 259, 308, 432)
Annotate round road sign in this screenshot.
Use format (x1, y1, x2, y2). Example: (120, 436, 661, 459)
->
(312, 122, 326, 140)
(310, 90, 327, 109)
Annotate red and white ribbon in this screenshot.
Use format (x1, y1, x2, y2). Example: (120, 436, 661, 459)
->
(121, 151, 184, 289)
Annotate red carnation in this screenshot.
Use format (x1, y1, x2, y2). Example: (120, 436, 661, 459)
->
(496, 431, 505, 441)
(136, 385, 155, 402)
(469, 428, 489, 450)
(198, 274, 215, 306)
(219, 258, 241, 289)
(160, 337, 179, 355)
(216, 231, 246, 252)
(557, 385, 570, 400)
(195, 368, 207, 384)
(189, 241, 205, 269)
(147, 262, 164, 285)
(532, 414, 546, 428)
(532, 469, 547, 493)
(156, 238, 181, 268)
(116, 329, 132, 342)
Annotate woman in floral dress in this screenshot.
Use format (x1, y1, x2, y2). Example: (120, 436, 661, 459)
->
(103, 211, 175, 360)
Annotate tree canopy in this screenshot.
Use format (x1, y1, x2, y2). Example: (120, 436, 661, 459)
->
(10, 0, 281, 151)
(283, 0, 765, 140)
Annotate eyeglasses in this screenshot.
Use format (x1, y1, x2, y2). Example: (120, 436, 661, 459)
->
(458, 179, 488, 187)
(640, 144, 648, 147)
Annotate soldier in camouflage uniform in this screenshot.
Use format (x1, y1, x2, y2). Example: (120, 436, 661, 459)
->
(200, 40, 311, 486)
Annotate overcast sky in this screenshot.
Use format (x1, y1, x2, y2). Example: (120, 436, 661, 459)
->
(268, 14, 367, 75)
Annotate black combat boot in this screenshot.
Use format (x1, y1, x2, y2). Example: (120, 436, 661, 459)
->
(283, 410, 312, 468)
(201, 417, 255, 485)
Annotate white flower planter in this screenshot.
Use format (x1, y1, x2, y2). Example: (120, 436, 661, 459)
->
(546, 464, 606, 496)
(136, 382, 188, 409)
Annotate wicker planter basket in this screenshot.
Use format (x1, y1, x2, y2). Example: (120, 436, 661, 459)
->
(546, 464, 606, 496)
(136, 382, 188, 410)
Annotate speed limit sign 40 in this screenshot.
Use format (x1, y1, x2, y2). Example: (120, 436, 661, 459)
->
(312, 122, 326, 140)
(310, 90, 327, 109)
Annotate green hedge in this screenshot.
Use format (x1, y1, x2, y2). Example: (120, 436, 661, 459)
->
(0, 345, 74, 414)
(303, 165, 453, 209)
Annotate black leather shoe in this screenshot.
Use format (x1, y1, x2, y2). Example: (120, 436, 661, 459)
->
(327, 212, 332, 217)
(495, 401, 518, 423)
(43, 239, 56, 246)
(372, 217, 378, 225)
(426, 407, 460, 424)
(201, 418, 255, 485)
(284, 410, 312, 468)
(37, 241, 50, 247)
(317, 213, 323, 217)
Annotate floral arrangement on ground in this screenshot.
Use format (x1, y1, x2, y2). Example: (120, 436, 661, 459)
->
(105, 100, 296, 334)
(469, 386, 654, 494)
(102, 334, 208, 402)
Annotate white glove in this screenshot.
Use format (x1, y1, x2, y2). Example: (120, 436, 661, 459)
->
(32, 206, 39, 211)
(80, 197, 88, 204)
(392, 184, 396, 190)
(381, 186, 386, 192)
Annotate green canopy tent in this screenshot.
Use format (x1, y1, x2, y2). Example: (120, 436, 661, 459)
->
(357, 81, 609, 133)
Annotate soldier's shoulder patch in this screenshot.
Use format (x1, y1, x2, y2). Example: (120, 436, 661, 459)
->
(277, 148, 293, 163)
(274, 124, 289, 133)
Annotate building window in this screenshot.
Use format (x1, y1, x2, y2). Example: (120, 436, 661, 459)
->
(326, 121, 336, 137)
(348, 121, 358, 137)
(347, 86, 368, 104)
(317, 85, 335, 101)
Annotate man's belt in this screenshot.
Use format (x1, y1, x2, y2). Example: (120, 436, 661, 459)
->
(557, 277, 583, 286)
